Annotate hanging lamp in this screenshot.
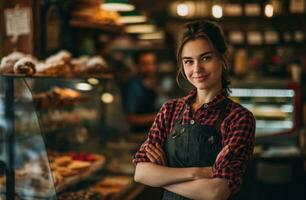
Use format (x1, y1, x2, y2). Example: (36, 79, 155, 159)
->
(125, 21, 157, 34)
(101, 0, 135, 12)
(119, 10, 147, 24)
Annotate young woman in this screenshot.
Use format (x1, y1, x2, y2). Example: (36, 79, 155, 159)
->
(133, 20, 255, 200)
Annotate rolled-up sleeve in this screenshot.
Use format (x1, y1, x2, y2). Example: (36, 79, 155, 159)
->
(132, 100, 176, 165)
(212, 108, 256, 193)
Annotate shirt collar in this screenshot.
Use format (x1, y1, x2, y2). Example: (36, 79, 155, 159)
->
(181, 89, 228, 109)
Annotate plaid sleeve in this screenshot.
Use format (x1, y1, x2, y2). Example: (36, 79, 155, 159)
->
(212, 108, 256, 193)
(132, 99, 176, 165)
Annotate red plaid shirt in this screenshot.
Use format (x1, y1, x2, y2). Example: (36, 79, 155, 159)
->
(133, 89, 256, 193)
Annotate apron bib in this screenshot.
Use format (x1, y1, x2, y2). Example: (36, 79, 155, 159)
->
(162, 99, 228, 200)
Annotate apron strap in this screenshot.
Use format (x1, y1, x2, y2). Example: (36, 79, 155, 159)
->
(214, 98, 229, 133)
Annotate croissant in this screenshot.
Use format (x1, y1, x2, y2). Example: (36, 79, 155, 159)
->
(0, 51, 25, 73)
(13, 57, 36, 75)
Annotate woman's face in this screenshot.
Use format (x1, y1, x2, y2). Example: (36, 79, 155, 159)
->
(181, 38, 223, 92)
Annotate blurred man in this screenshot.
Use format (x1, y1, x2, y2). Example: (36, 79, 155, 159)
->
(121, 51, 159, 133)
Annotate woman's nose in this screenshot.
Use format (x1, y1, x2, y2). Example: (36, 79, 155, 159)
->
(194, 60, 202, 72)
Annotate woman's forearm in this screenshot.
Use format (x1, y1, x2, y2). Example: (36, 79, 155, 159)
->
(134, 162, 212, 187)
(164, 178, 231, 200)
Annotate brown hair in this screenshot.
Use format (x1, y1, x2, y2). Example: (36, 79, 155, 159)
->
(176, 20, 231, 94)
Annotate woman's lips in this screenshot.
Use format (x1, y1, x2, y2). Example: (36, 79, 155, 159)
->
(193, 74, 210, 81)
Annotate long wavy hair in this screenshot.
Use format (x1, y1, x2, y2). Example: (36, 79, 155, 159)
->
(176, 20, 231, 94)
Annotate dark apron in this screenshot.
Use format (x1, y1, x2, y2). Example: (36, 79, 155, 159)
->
(162, 99, 228, 200)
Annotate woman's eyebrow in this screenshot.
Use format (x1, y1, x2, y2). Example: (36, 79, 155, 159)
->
(182, 51, 213, 60)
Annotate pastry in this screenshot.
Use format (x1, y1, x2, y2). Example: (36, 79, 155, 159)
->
(33, 87, 81, 109)
(13, 56, 36, 75)
(69, 152, 106, 163)
(54, 156, 72, 166)
(36, 60, 70, 76)
(55, 167, 78, 177)
(86, 56, 108, 73)
(46, 50, 72, 64)
(98, 176, 132, 188)
(51, 171, 63, 185)
(57, 190, 100, 200)
(53, 87, 81, 99)
(68, 160, 91, 172)
(90, 186, 120, 198)
(50, 162, 58, 170)
(71, 56, 89, 75)
(35, 50, 72, 76)
(0, 51, 25, 73)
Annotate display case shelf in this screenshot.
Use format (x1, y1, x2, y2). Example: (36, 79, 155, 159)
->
(1, 72, 114, 80)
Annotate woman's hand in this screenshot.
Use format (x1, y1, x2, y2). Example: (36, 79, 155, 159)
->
(145, 143, 167, 166)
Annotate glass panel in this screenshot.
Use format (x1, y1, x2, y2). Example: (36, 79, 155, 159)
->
(230, 88, 295, 137)
(0, 77, 56, 199)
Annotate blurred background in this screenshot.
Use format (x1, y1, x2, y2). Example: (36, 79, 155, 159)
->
(0, 0, 306, 200)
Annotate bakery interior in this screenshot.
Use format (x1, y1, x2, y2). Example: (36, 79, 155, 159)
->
(0, 0, 306, 199)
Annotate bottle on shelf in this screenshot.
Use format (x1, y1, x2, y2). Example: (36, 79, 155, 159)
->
(234, 48, 248, 77)
(289, 59, 302, 82)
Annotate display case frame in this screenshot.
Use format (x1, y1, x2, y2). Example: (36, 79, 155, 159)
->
(230, 79, 301, 140)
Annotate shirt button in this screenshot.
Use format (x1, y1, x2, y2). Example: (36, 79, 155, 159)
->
(203, 104, 208, 108)
(190, 119, 195, 125)
(180, 128, 185, 133)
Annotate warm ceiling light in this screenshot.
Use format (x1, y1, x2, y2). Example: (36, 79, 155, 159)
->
(138, 31, 164, 40)
(177, 3, 189, 16)
(265, 4, 274, 17)
(125, 24, 156, 33)
(88, 78, 99, 85)
(101, 0, 135, 12)
(212, 4, 223, 18)
(75, 83, 93, 91)
(100, 92, 114, 103)
(119, 10, 147, 24)
(119, 15, 147, 24)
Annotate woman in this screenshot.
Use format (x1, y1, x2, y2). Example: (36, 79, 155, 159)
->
(133, 20, 255, 200)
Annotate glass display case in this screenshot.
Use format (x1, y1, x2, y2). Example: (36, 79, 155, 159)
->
(0, 74, 140, 200)
(0, 77, 57, 199)
(230, 79, 301, 139)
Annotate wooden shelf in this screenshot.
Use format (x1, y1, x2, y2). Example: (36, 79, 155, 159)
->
(0, 72, 114, 79)
(69, 19, 124, 33)
(56, 159, 106, 193)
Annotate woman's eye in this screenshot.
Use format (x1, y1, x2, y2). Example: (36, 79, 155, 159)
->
(184, 60, 193, 65)
(201, 56, 212, 61)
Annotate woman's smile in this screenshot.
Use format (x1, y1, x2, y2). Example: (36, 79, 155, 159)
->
(193, 74, 210, 82)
